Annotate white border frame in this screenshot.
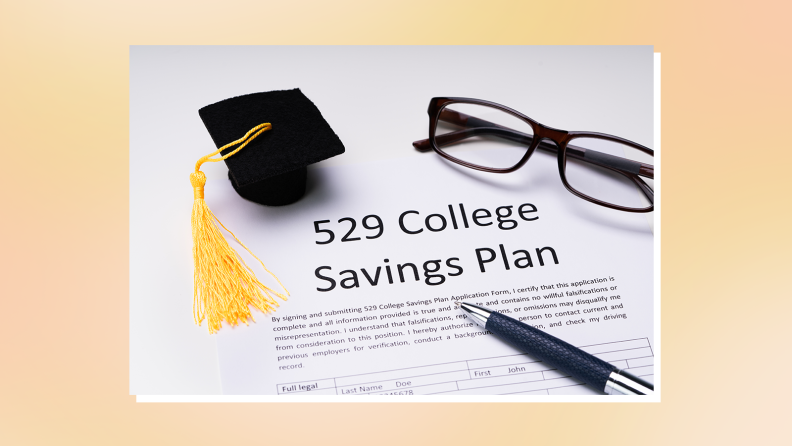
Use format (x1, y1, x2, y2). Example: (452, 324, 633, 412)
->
(137, 52, 662, 404)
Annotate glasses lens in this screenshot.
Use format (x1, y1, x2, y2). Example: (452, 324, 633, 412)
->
(432, 103, 535, 169)
(563, 137, 654, 210)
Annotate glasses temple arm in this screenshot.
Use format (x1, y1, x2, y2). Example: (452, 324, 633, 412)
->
(412, 111, 653, 180)
(633, 176, 654, 204)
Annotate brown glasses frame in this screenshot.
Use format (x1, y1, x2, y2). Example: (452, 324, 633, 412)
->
(412, 97, 654, 213)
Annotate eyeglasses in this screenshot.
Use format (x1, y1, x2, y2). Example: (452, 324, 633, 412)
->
(412, 97, 654, 213)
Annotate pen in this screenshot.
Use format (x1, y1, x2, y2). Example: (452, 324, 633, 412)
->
(456, 301, 654, 395)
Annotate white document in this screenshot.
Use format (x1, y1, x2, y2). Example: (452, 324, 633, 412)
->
(213, 148, 654, 396)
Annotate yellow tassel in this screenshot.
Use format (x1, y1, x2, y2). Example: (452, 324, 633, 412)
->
(191, 123, 289, 334)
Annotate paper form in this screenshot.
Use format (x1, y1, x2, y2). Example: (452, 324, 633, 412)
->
(213, 149, 654, 396)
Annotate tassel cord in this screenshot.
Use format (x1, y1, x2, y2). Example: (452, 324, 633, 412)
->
(195, 123, 272, 172)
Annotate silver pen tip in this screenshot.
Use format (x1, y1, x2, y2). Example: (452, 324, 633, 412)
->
(454, 301, 461, 308)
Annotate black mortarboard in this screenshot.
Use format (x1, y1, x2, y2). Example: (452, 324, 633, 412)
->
(198, 89, 345, 206)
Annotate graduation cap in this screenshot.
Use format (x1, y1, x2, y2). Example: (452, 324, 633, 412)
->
(198, 89, 346, 205)
(188, 89, 345, 333)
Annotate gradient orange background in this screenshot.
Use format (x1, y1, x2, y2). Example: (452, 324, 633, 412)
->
(1, 1, 790, 445)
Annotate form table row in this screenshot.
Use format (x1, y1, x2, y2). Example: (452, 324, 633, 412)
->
(276, 337, 654, 395)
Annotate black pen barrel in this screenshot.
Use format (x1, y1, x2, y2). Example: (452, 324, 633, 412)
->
(458, 302, 653, 395)
(485, 312, 618, 391)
